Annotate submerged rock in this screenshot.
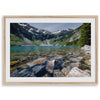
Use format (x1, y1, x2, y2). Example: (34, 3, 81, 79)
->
(10, 69, 19, 77)
(10, 60, 19, 66)
(32, 64, 46, 76)
(27, 57, 47, 67)
(70, 62, 81, 68)
(19, 69, 27, 74)
(67, 67, 90, 77)
(69, 58, 80, 62)
(64, 60, 71, 64)
(53, 69, 64, 77)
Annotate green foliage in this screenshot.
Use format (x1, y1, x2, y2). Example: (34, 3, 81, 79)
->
(10, 23, 56, 41)
(78, 23, 91, 46)
(49, 31, 75, 46)
(10, 34, 23, 46)
(10, 23, 91, 46)
(10, 41, 21, 46)
(32, 40, 43, 46)
(10, 34, 23, 42)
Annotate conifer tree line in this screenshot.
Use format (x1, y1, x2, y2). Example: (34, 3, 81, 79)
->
(79, 23, 91, 46)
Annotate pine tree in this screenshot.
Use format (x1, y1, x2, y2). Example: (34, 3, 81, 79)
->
(79, 23, 91, 46)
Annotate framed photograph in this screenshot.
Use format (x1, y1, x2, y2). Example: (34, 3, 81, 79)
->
(3, 16, 98, 85)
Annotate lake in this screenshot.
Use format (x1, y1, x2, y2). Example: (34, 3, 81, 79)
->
(10, 46, 81, 61)
(10, 46, 86, 77)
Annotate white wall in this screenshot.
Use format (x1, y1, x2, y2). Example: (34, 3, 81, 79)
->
(0, 0, 99, 100)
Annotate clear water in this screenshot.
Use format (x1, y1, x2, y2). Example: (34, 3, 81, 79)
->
(10, 46, 81, 60)
(10, 46, 84, 76)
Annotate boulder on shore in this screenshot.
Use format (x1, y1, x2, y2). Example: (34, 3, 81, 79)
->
(61, 66, 71, 76)
(81, 45, 91, 55)
(46, 60, 55, 74)
(67, 67, 91, 77)
(81, 45, 91, 51)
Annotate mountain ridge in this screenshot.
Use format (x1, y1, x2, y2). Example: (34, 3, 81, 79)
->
(10, 23, 82, 46)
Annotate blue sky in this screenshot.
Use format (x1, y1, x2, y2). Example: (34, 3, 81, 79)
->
(29, 23, 83, 32)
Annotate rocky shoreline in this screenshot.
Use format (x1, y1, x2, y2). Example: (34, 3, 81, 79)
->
(10, 45, 91, 77)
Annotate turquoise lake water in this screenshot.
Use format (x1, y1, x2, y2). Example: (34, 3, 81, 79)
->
(11, 46, 80, 53)
(10, 46, 81, 61)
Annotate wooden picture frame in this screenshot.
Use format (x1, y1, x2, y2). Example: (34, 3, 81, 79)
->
(3, 15, 98, 85)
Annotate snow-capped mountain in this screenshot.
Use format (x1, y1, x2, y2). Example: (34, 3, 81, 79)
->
(18, 23, 51, 34)
(52, 28, 73, 34)
(52, 30, 61, 34)
(10, 23, 82, 46)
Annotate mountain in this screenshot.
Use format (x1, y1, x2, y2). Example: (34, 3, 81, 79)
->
(52, 30, 61, 34)
(10, 23, 82, 46)
(10, 23, 56, 46)
(52, 28, 73, 34)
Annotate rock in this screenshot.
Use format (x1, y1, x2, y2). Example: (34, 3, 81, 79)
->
(84, 59, 91, 66)
(70, 62, 81, 67)
(67, 67, 90, 77)
(81, 45, 91, 51)
(65, 60, 70, 64)
(30, 73, 35, 77)
(10, 69, 19, 77)
(27, 57, 47, 67)
(23, 65, 30, 69)
(85, 70, 91, 75)
(83, 59, 91, 69)
(66, 55, 74, 59)
(61, 66, 71, 76)
(79, 64, 90, 70)
(46, 60, 55, 74)
(72, 52, 79, 57)
(19, 71, 32, 77)
(81, 45, 91, 55)
(54, 56, 63, 59)
(77, 57, 83, 61)
(43, 74, 50, 77)
(32, 65, 46, 75)
(69, 58, 80, 62)
(19, 69, 27, 74)
(85, 51, 91, 55)
(54, 58, 64, 69)
(53, 69, 64, 77)
(10, 60, 19, 66)
(68, 52, 73, 55)
(11, 67, 33, 77)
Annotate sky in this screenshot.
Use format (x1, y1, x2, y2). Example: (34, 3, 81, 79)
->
(29, 23, 83, 32)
